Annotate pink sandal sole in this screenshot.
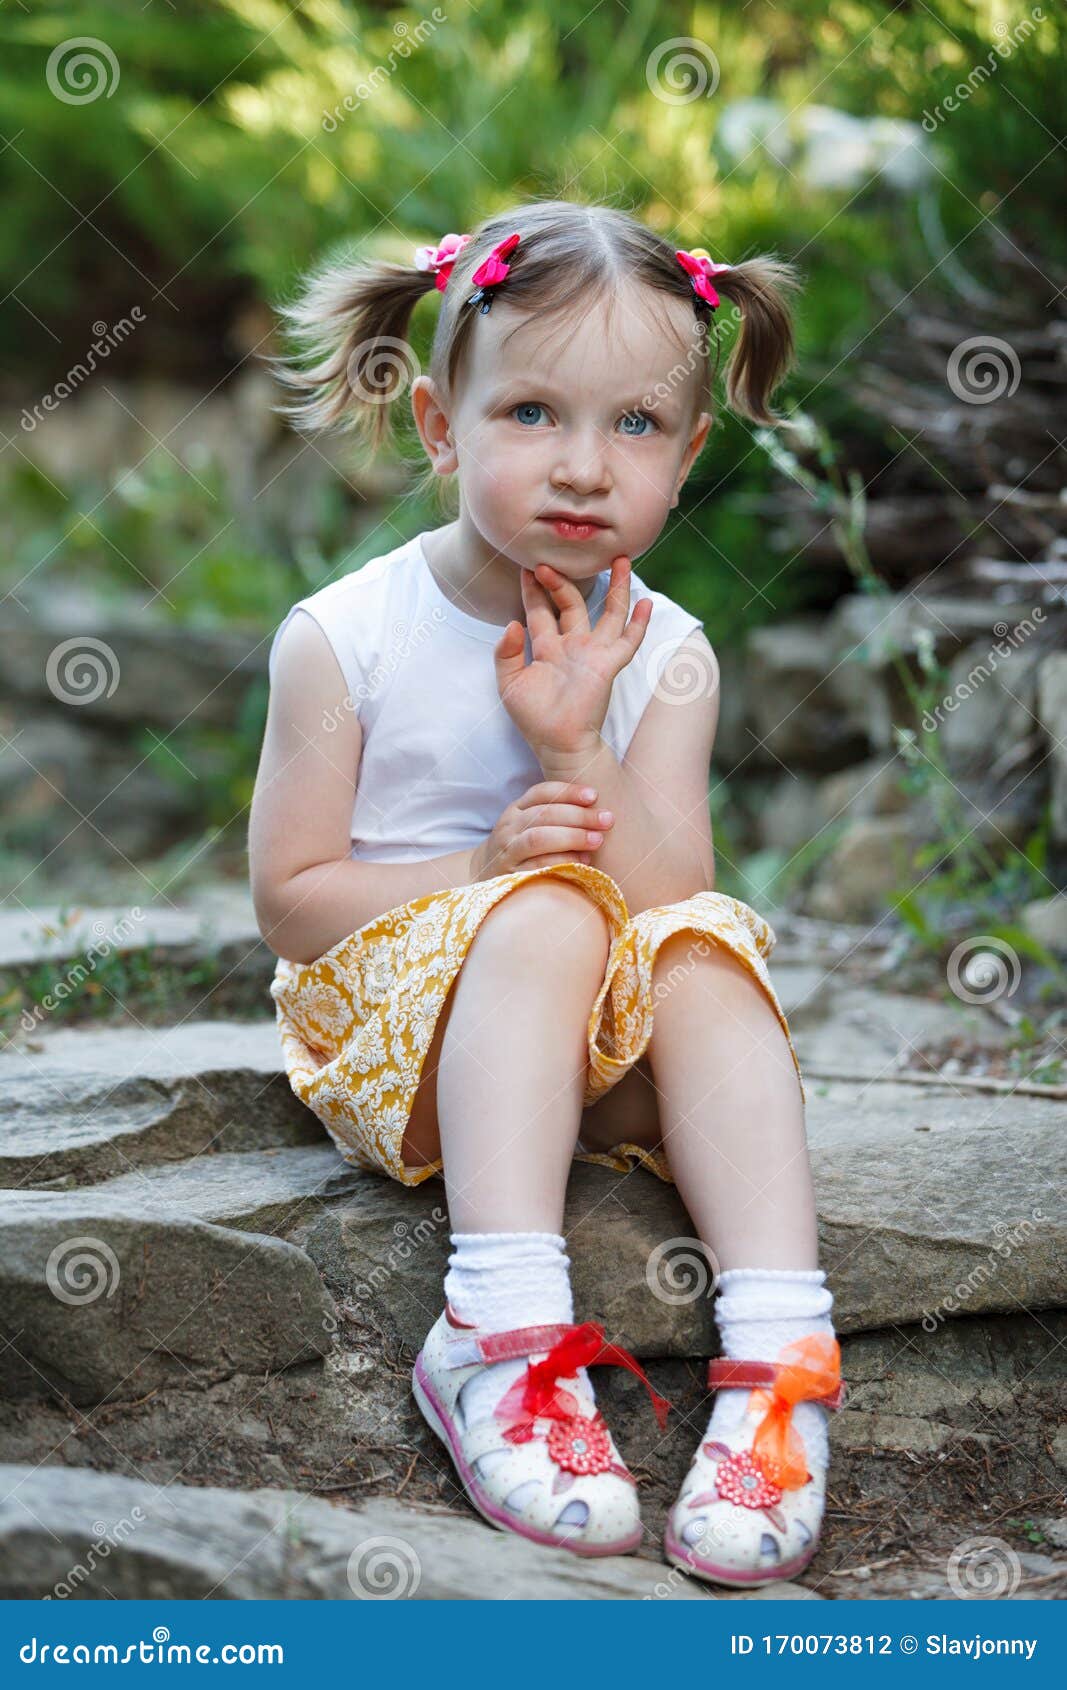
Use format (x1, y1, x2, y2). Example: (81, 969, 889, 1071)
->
(663, 1520, 816, 1587)
(413, 1355, 643, 1558)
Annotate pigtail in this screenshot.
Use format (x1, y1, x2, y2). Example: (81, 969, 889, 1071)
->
(712, 256, 800, 428)
(267, 251, 439, 454)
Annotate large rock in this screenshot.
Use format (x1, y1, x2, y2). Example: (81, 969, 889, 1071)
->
(744, 622, 870, 770)
(804, 816, 922, 923)
(0, 601, 264, 731)
(938, 637, 1042, 777)
(0, 1193, 334, 1404)
(0, 1464, 774, 1600)
(84, 1146, 364, 1236)
(0, 1022, 321, 1189)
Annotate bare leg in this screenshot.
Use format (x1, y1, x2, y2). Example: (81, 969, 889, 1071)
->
(646, 932, 818, 1269)
(402, 878, 611, 1233)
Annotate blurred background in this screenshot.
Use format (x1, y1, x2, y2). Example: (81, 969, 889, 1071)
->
(1, 0, 1065, 1069)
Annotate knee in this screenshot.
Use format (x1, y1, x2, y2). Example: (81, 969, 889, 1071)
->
(474, 876, 611, 976)
(651, 930, 753, 1000)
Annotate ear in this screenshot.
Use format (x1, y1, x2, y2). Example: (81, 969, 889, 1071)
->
(669, 409, 712, 508)
(411, 376, 457, 476)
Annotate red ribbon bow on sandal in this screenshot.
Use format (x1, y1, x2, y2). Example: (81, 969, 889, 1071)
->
(493, 1320, 671, 1446)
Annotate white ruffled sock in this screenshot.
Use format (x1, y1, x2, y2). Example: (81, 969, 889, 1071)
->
(442, 1230, 593, 1430)
(705, 1267, 836, 1474)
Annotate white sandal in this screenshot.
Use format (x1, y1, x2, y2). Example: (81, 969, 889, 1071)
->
(413, 1303, 671, 1556)
(663, 1340, 844, 1587)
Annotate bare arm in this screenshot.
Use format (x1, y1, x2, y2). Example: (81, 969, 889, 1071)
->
(248, 612, 476, 965)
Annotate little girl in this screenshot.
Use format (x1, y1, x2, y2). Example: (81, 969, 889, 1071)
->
(249, 199, 843, 1588)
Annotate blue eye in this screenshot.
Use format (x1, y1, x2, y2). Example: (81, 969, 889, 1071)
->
(619, 411, 656, 437)
(513, 403, 548, 426)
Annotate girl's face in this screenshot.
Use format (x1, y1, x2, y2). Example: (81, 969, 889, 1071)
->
(418, 280, 713, 580)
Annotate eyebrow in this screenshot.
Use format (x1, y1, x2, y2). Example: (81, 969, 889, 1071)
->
(484, 382, 682, 411)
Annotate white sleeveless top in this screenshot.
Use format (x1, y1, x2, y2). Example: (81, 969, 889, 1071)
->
(268, 530, 703, 862)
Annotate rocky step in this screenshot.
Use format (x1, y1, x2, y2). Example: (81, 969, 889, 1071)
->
(72, 1145, 365, 1236)
(0, 886, 261, 972)
(0, 886, 273, 1009)
(0, 1192, 334, 1405)
(0, 1022, 324, 1189)
(0, 1464, 825, 1601)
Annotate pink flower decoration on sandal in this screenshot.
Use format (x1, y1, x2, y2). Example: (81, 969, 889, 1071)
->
(713, 1448, 783, 1510)
(547, 1412, 614, 1476)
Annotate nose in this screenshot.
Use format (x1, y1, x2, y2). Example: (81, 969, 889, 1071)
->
(549, 424, 613, 495)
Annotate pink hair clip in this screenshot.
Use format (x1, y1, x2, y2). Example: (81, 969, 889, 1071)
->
(466, 232, 521, 314)
(413, 232, 471, 292)
(676, 246, 732, 309)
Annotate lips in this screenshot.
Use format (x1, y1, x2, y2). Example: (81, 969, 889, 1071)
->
(539, 512, 609, 528)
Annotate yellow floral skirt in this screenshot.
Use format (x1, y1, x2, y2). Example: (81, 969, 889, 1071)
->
(270, 861, 803, 1189)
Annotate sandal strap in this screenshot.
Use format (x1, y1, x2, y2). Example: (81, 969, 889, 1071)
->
(707, 1357, 845, 1411)
(444, 1321, 575, 1370)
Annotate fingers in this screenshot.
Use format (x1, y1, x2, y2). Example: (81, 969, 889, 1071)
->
(513, 824, 607, 862)
(516, 780, 600, 808)
(593, 556, 652, 662)
(595, 554, 633, 637)
(519, 567, 561, 646)
(492, 619, 528, 691)
(530, 562, 590, 635)
(618, 594, 653, 659)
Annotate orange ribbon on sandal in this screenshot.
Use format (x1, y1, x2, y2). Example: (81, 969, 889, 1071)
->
(750, 1334, 841, 1490)
(494, 1321, 671, 1444)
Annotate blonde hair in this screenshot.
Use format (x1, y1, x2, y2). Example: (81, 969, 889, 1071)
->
(268, 197, 800, 490)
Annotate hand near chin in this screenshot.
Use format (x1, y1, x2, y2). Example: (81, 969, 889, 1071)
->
(492, 555, 652, 758)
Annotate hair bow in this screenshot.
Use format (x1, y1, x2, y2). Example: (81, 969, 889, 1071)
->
(413, 232, 471, 292)
(676, 246, 732, 309)
(466, 231, 521, 314)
